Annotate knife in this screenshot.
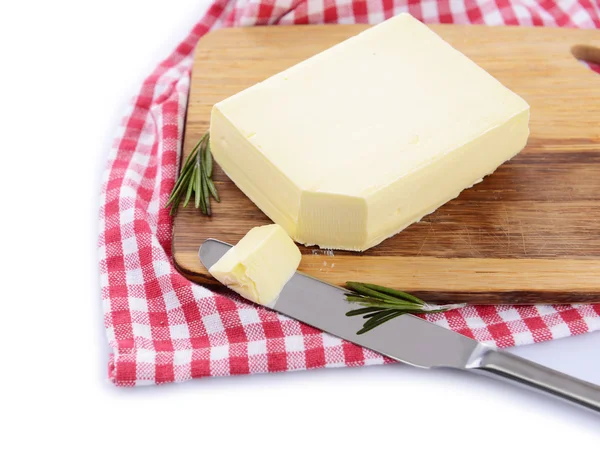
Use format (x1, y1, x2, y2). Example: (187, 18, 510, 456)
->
(199, 239, 600, 413)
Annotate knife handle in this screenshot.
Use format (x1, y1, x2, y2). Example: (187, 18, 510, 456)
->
(470, 349, 600, 413)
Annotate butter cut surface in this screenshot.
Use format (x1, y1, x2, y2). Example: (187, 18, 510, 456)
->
(208, 224, 301, 308)
(210, 13, 530, 251)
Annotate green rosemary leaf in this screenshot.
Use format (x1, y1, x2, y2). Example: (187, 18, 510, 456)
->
(362, 310, 400, 328)
(172, 138, 202, 195)
(167, 168, 189, 205)
(195, 159, 202, 209)
(345, 307, 388, 317)
(362, 308, 406, 319)
(169, 188, 183, 216)
(345, 282, 399, 303)
(194, 146, 202, 208)
(345, 281, 453, 335)
(166, 166, 194, 207)
(202, 165, 211, 215)
(207, 178, 220, 202)
(185, 135, 205, 163)
(346, 296, 423, 309)
(357, 303, 424, 311)
(165, 172, 189, 207)
(181, 141, 200, 170)
(343, 295, 370, 304)
(362, 311, 388, 319)
(353, 282, 425, 305)
(201, 142, 220, 203)
(201, 167, 210, 216)
(357, 311, 404, 335)
(363, 306, 451, 321)
(361, 307, 430, 319)
(172, 152, 198, 197)
(166, 130, 219, 216)
(205, 193, 211, 216)
(199, 156, 208, 214)
(198, 181, 207, 215)
(183, 168, 195, 208)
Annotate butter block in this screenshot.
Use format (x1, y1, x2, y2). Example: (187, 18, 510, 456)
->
(208, 224, 301, 307)
(210, 13, 530, 251)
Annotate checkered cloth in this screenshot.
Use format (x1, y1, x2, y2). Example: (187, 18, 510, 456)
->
(99, 0, 600, 386)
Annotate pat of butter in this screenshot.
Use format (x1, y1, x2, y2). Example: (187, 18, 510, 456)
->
(210, 13, 530, 251)
(208, 224, 301, 307)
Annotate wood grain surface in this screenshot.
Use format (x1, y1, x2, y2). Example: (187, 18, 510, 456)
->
(173, 24, 600, 304)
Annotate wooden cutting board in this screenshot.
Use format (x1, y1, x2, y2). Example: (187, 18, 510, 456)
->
(173, 24, 600, 304)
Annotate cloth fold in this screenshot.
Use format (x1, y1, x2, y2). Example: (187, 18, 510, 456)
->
(99, 0, 600, 386)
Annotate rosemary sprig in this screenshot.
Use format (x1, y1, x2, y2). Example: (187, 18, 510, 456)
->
(166, 132, 220, 216)
(345, 282, 451, 335)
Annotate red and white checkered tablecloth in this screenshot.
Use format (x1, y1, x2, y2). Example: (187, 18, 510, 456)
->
(99, 0, 600, 386)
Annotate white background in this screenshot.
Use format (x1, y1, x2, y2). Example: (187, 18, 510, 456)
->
(2, 1, 599, 460)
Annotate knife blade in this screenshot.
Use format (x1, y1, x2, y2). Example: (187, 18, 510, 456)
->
(199, 238, 600, 413)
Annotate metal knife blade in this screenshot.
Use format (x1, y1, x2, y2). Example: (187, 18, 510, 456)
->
(199, 238, 600, 413)
(199, 238, 485, 369)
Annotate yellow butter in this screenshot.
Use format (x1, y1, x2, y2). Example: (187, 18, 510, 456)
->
(210, 13, 530, 251)
(208, 224, 301, 307)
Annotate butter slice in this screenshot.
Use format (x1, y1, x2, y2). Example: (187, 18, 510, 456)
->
(210, 13, 530, 251)
(208, 224, 301, 307)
